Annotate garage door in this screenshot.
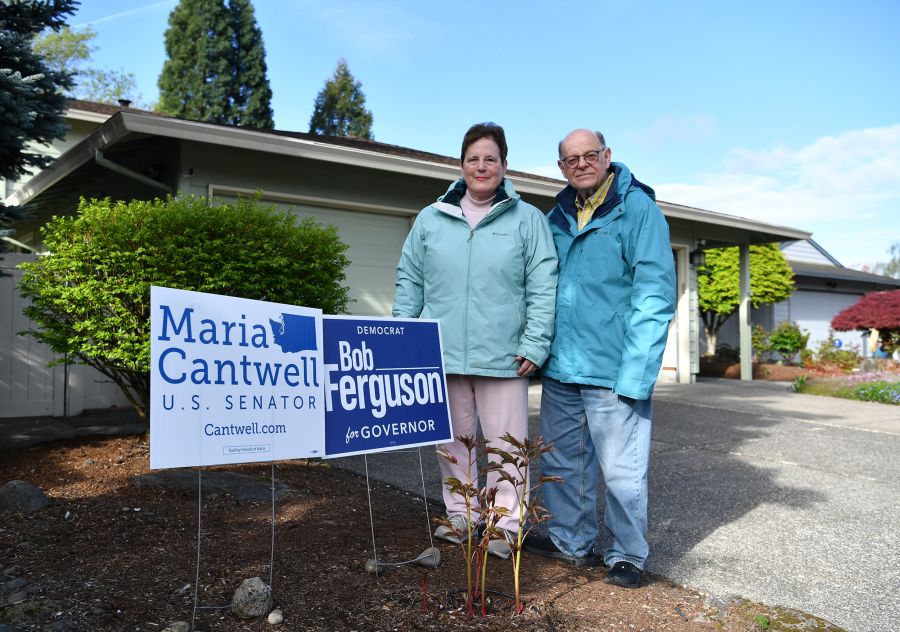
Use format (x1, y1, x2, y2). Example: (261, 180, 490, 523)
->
(289, 205, 410, 316)
(787, 291, 863, 351)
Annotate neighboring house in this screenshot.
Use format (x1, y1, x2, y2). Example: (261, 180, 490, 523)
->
(2, 101, 811, 417)
(711, 239, 900, 356)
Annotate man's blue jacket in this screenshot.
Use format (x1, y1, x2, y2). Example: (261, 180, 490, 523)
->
(542, 162, 676, 400)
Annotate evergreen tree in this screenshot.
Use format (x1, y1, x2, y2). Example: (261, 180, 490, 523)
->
(157, 0, 274, 127)
(309, 58, 373, 139)
(228, 0, 273, 127)
(0, 0, 76, 251)
(158, 0, 233, 123)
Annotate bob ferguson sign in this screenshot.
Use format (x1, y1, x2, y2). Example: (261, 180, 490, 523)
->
(322, 316, 452, 458)
(150, 287, 324, 469)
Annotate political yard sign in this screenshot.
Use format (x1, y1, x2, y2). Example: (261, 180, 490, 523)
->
(322, 316, 452, 458)
(150, 287, 324, 469)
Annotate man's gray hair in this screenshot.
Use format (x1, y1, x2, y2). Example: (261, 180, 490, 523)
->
(558, 131, 606, 159)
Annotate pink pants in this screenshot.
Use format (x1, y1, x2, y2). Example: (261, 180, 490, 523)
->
(439, 374, 529, 532)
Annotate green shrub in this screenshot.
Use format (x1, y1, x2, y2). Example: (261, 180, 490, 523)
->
(17, 194, 351, 427)
(852, 381, 900, 405)
(712, 344, 740, 362)
(751, 324, 771, 361)
(768, 320, 810, 365)
(813, 330, 860, 369)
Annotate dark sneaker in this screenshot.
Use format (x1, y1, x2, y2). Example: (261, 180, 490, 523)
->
(604, 561, 641, 588)
(522, 536, 597, 567)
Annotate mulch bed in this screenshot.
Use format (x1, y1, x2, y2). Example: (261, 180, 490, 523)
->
(700, 361, 807, 381)
(1, 434, 775, 631)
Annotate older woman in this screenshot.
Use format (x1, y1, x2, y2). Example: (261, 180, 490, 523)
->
(393, 122, 558, 559)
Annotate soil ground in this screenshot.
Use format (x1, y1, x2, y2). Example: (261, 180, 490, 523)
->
(699, 361, 807, 381)
(1, 434, 835, 631)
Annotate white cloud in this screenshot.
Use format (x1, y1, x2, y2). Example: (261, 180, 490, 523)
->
(624, 113, 718, 149)
(656, 124, 900, 229)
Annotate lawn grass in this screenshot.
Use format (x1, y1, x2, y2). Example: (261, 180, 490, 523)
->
(798, 377, 900, 405)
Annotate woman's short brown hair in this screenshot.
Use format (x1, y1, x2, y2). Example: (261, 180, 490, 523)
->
(461, 122, 508, 163)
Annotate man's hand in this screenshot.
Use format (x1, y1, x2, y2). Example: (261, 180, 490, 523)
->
(515, 356, 538, 377)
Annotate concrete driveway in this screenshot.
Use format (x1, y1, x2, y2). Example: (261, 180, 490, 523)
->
(331, 377, 900, 632)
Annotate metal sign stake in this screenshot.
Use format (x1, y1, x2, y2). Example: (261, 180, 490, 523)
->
(190, 461, 277, 631)
(364, 447, 437, 578)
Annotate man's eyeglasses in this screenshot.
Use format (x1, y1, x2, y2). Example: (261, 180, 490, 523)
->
(560, 149, 607, 169)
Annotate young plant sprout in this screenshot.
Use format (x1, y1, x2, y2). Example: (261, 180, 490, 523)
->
(434, 435, 500, 615)
(473, 486, 509, 615)
(490, 433, 564, 614)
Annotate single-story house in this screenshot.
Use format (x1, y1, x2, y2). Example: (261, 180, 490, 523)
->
(711, 239, 900, 356)
(1, 100, 811, 417)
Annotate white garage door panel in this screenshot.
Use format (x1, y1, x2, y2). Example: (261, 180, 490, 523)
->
(789, 291, 863, 351)
(288, 205, 408, 317)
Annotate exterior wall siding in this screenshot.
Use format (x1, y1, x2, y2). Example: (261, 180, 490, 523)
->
(0, 254, 133, 418)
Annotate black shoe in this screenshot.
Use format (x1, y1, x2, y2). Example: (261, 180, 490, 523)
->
(604, 561, 641, 588)
(522, 536, 597, 567)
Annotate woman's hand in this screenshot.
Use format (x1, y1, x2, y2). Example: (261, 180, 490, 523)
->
(515, 356, 538, 377)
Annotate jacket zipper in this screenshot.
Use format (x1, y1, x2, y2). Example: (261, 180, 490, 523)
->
(462, 198, 514, 370)
(437, 195, 516, 373)
(463, 225, 473, 372)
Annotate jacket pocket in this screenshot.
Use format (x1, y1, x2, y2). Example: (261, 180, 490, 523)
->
(568, 307, 623, 380)
(422, 302, 465, 370)
(467, 302, 521, 370)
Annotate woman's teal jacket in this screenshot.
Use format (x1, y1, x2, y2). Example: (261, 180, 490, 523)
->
(542, 162, 676, 400)
(392, 178, 558, 377)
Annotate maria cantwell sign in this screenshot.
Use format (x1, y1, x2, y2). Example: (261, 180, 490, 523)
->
(322, 316, 452, 458)
(150, 286, 324, 469)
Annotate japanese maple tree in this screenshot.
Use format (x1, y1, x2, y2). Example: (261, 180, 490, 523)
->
(831, 290, 900, 353)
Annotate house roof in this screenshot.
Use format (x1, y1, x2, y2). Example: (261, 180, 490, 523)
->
(790, 261, 900, 287)
(63, 99, 566, 185)
(6, 104, 812, 244)
(64, 98, 174, 124)
(780, 238, 843, 266)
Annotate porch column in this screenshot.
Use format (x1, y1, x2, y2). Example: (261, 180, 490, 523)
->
(739, 243, 752, 380)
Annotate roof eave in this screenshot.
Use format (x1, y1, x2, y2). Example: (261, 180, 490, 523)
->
(5, 114, 131, 207)
(63, 108, 114, 124)
(657, 200, 812, 243)
(121, 113, 566, 198)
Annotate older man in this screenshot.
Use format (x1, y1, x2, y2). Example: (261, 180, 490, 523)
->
(525, 129, 675, 588)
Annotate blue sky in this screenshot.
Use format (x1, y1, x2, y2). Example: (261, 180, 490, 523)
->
(72, 0, 899, 269)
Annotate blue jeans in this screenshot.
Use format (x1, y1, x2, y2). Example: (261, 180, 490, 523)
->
(539, 376, 652, 569)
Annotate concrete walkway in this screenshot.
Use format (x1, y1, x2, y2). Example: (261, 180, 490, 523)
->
(331, 378, 899, 632)
(0, 407, 146, 449)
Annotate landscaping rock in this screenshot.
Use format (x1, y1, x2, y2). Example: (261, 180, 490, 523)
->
(417, 547, 441, 568)
(859, 358, 878, 373)
(0, 599, 65, 627)
(364, 559, 381, 574)
(133, 470, 294, 504)
(5, 591, 27, 604)
(1, 579, 25, 594)
(231, 577, 271, 619)
(0, 481, 50, 513)
(161, 622, 190, 632)
(0, 625, 25, 632)
(48, 620, 75, 631)
(267, 608, 283, 625)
